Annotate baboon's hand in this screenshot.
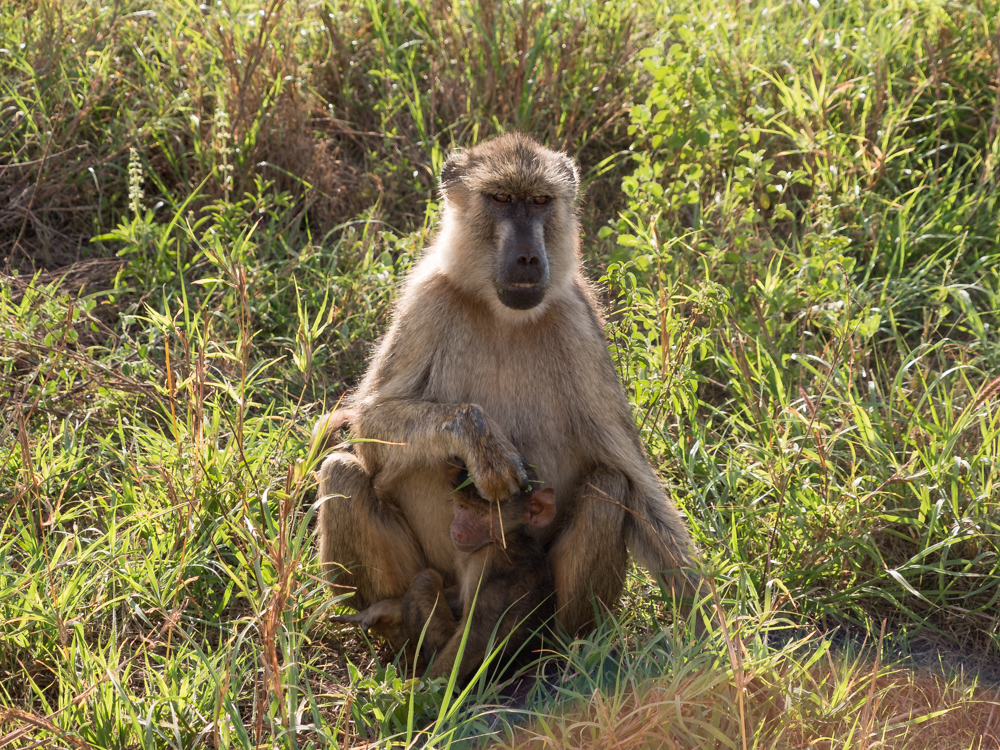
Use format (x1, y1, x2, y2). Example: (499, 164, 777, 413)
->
(447, 405, 528, 502)
(468, 439, 528, 502)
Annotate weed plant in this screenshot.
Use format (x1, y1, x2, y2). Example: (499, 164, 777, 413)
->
(2, 0, 999, 747)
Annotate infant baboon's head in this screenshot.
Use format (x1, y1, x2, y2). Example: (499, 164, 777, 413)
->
(448, 482, 556, 553)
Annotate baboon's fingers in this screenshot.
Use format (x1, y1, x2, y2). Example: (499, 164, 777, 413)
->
(331, 597, 404, 632)
(438, 404, 528, 501)
(311, 408, 355, 456)
(467, 442, 528, 502)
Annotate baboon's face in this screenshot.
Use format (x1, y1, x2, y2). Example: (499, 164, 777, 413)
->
(449, 485, 556, 553)
(449, 499, 499, 553)
(437, 134, 580, 313)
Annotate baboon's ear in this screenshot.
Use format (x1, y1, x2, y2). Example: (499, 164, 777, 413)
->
(556, 152, 580, 197)
(439, 149, 469, 193)
(525, 488, 557, 528)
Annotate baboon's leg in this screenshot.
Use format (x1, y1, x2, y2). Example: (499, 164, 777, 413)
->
(424, 599, 497, 682)
(317, 451, 425, 608)
(402, 568, 458, 659)
(423, 580, 519, 682)
(548, 468, 630, 637)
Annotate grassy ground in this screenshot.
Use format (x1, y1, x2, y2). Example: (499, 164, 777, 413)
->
(2, 0, 1000, 747)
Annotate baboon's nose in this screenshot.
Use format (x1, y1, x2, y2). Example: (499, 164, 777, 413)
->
(512, 247, 545, 283)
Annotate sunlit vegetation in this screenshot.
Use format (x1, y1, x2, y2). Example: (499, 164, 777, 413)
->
(2, 0, 998, 746)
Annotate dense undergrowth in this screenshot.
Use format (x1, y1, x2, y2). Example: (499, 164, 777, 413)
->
(2, 0, 999, 747)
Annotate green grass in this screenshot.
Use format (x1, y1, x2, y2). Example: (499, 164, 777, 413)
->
(2, 0, 1000, 747)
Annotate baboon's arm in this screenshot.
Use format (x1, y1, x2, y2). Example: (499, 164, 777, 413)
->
(547, 464, 702, 636)
(623, 477, 704, 605)
(349, 285, 529, 502)
(548, 467, 629, 635)
(354, 401, 528, 503)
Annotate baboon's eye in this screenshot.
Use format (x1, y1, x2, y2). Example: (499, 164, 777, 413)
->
(527, 196, 550, 205)
(492, 193, 512, 203)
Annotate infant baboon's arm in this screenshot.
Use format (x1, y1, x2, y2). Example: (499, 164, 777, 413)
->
(329, 598, 408, 653)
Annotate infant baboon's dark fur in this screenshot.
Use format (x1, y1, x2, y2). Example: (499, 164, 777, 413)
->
(334, 466, 556, 682)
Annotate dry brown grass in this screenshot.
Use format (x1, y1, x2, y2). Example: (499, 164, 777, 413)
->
(502, 664, 1000, 750)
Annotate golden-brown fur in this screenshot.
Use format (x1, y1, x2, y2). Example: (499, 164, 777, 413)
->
(316, 133, 702, 637)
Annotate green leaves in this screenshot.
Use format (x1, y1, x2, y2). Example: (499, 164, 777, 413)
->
(603, 0, 1000, 681)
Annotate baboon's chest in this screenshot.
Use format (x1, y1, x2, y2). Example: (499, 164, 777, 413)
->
(427, 317, 585, 495)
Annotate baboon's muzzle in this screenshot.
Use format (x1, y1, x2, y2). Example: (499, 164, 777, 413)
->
(496, 220, 549, 310)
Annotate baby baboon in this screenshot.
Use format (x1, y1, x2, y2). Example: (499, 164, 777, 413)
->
(334, 473, 557, 682)
(316, 133, 702, 637)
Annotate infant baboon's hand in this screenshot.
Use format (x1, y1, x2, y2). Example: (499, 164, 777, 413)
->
(330, 598, 402, 632)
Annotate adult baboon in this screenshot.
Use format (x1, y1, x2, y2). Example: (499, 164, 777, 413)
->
(317, 133, 701, 637)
